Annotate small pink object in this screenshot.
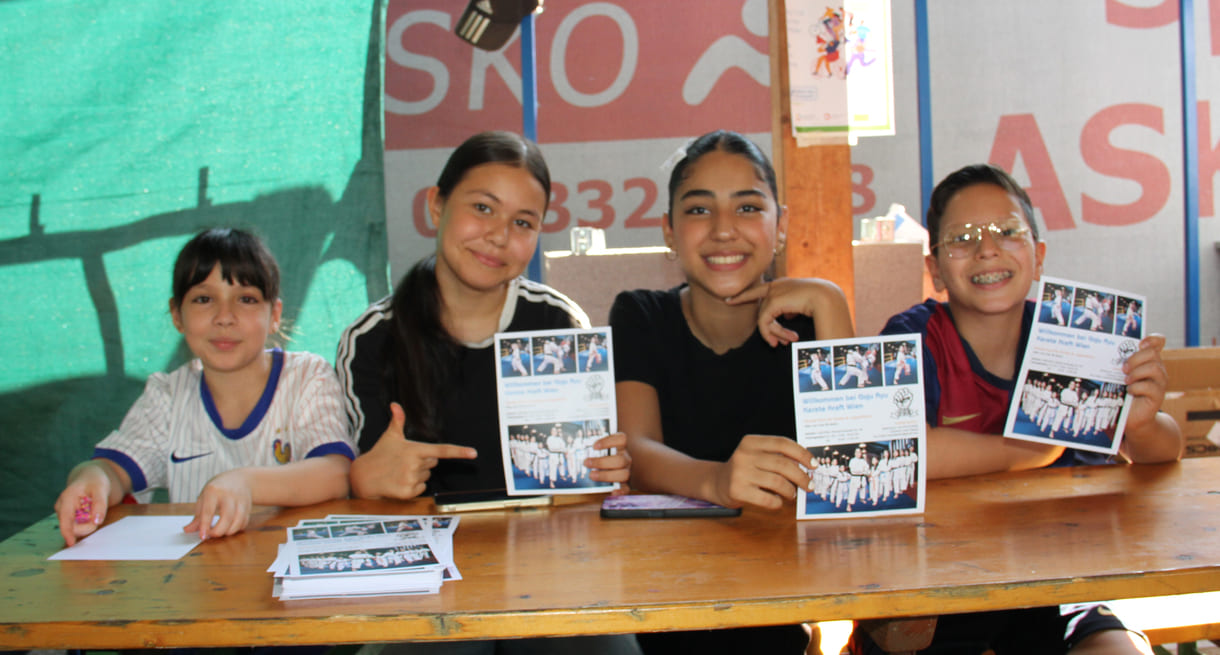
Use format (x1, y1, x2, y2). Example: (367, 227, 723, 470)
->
(74, 497, 93, 523)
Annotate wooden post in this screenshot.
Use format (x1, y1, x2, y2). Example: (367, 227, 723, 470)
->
(770, 0, 856, 324)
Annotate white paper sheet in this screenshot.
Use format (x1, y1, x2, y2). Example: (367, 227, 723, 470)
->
(48, 515, 201, 561)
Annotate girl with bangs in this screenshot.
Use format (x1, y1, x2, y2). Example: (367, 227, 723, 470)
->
(55, 227, 355, 545)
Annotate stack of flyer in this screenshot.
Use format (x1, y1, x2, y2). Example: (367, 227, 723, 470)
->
(269, 514, 460, 600)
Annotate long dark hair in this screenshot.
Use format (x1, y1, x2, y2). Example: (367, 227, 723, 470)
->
(387, 131, 550, 441)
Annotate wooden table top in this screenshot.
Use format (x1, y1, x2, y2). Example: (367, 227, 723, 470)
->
(2, 459, 1218, 650)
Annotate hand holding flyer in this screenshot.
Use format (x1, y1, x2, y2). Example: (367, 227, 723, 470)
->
(494, 328, 619, 496)
(791, 335, 926, 519)
(1003, 276, 1145, 455)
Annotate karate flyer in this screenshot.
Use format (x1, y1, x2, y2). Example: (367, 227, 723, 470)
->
(1003, 276, 1145, 455)
(494, 327, 618, 496)
(791, 334, 926, 519)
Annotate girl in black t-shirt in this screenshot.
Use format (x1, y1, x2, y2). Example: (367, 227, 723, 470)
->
(337, 131, 631, 503)
(614, 129, 853, 512)
(610, 131, 855, 655)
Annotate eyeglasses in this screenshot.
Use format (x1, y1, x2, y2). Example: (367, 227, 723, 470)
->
(932, 217, 1033, 259)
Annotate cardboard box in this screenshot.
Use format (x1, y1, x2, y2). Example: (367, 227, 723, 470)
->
(1161, 347, 1220, 458)
(853, 242, 926, 337)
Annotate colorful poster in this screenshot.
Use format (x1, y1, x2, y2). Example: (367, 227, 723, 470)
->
(785, 0, 894, 144)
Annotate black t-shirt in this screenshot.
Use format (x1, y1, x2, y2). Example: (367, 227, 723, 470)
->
(610, 286, 817, 461)
(336, 278, 586, 494)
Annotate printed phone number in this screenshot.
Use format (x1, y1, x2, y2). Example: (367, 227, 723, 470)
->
(413, 178, 665, 236)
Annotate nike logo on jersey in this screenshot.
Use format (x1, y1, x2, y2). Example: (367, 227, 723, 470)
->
(941, 413, 981, 426)
(171, 451, 212, 463)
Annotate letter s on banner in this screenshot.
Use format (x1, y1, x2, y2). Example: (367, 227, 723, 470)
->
(386, 10, 451, 115)
(1199, 100, 1219, 217)
(1104, 0, 1177, 28)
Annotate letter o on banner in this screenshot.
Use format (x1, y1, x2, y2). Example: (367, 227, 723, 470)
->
(551, 3, 638, 108)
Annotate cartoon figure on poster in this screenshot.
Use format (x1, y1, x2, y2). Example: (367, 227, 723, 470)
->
(835, 342, 880, 389)
(810, 7, 846, 78)
(844, 11, 877, 76)
(884, 339, 918, 385)
(1011, 371, 1126, 451)
(499, 338, 531, 377)
(579, 332, 608, 372)
(1070, 288, 1115, 333)
(802, 439, 918, 515)
(506, 420, 610, 491)
(1038, 282, 1073, 327)
(1115, 297, 1143, 338)
(797, 346, 832, 392)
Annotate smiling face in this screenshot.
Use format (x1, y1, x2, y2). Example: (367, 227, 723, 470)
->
(663, 150, 785, 302)
(926, 183, 1046, 321)
(431, 162, 546, 296)
(171, 267, 282, 378)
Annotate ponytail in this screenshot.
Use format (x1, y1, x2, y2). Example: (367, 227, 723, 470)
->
(386, 254, 459, 442)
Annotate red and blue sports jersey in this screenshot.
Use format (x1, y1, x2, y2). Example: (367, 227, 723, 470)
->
(881, 299, 1106, 467)
(881, 299, 1032, 433)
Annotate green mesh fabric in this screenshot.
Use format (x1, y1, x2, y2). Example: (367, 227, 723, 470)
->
(0, 0, 390, 540)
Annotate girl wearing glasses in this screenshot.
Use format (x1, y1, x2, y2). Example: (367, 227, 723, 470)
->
(337, 132, 630, 502)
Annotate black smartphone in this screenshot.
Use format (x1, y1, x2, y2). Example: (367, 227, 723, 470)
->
(433, 489, 553, 513)
(599, 494, 741, 519)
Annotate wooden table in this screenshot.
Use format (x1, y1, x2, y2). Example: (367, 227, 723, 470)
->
(2, 459, 1219, 650)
